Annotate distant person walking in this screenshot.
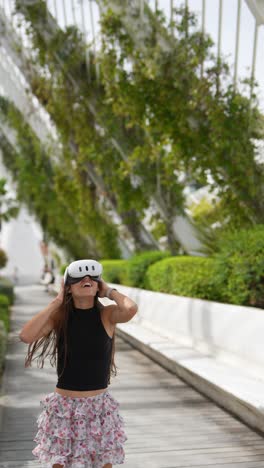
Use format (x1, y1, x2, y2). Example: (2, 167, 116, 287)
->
(12, 266, 19, 285)
(40, 265, 55, 292)
(19, 259, 138, 468)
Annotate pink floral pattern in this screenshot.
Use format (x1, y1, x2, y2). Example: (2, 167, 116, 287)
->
(32, 389, 128, 467)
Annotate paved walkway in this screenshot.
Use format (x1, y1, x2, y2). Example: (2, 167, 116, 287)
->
(0, 285, 264, 468)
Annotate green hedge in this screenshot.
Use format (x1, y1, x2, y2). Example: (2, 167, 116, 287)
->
(145, 256, 219, 300)
(0, 320, 7, 377)
(0, 248, 8, 269)
(61, 225, 264, 307)
(0, 294, 10, 379)
(213, 225, 264, 308)
(0, 294, 10, 332)
(0, 277, 14, 305)
(101, 260, 129, 284)
(126, 250, 171, 288)
(144, 226, 264, 307)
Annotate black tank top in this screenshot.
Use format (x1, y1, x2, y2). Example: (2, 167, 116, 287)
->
(56, 303, 113, 391)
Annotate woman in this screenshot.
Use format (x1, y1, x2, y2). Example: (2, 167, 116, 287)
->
(19, 259, 138, 468)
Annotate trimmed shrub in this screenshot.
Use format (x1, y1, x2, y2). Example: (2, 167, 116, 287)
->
(0, 248, 8, 269)
(213, 225, 264, 308)
(145, 256, 220, 300)
(0, 277, 14, 304)
(101, 260, 129, 284)
(0, 294, 9, 378)
(0, 320, 7, 375)
(126, 250, 171, 288)
(0, 294, 10, 332)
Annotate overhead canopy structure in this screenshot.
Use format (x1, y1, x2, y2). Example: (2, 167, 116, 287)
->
(246, 0, 264, 24)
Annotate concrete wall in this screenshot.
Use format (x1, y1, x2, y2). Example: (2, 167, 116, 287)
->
(110, 284, 264, 381)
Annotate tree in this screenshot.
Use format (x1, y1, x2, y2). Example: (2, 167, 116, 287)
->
(0, 97, 121, 259)
(11, 0, 264, 257)
(14, 0, 159, 252)
(99, 3, 264, 230)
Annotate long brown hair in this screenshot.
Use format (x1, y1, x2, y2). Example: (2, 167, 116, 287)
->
(24, 286, 117, 385)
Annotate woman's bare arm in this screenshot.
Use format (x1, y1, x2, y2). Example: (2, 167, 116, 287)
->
(18, 297, 61, 344)
(19, 280, 64, 344)
(98, 280, 138, 324)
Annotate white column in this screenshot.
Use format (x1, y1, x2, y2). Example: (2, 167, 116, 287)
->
(250, 19, 259, 100)
(234, 0, 241, 90)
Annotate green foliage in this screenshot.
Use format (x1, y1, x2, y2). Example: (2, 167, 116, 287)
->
(8, 0, 264, 258)
(60, 264, 68, 276)
(0, 97, 121, 259)
(0, 319, 7, 376)
(0, 294, 9, 377)
(213, 226, 264, 308)
(189, 196, 220, 224)
(0, 178, 19, 224)
(13, 0, 153, 253)
(145, 256, 219, 300)
(100, 3, 264, 231)
(101, 259, 129, 284)
(0, 249, 8, 270)
(145, 227, 264, 307)
(126, 250, 171, 288)
(0, 277, 14, 305)
(0, 294, 10, 332)
(188, 196, 232, 255)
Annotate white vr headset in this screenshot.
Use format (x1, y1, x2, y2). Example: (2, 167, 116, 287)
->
(64, 259, 103, 285)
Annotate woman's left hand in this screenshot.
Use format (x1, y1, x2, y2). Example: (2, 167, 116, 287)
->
(98, 279, 109, 298)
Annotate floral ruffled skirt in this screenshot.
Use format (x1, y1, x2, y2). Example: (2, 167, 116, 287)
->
(32, 389, 128, 467)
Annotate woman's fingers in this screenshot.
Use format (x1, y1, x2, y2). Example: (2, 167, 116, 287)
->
(58, 279, 64, 294)
(98, 279, 109, 298)
(55, 278, 65, 304)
